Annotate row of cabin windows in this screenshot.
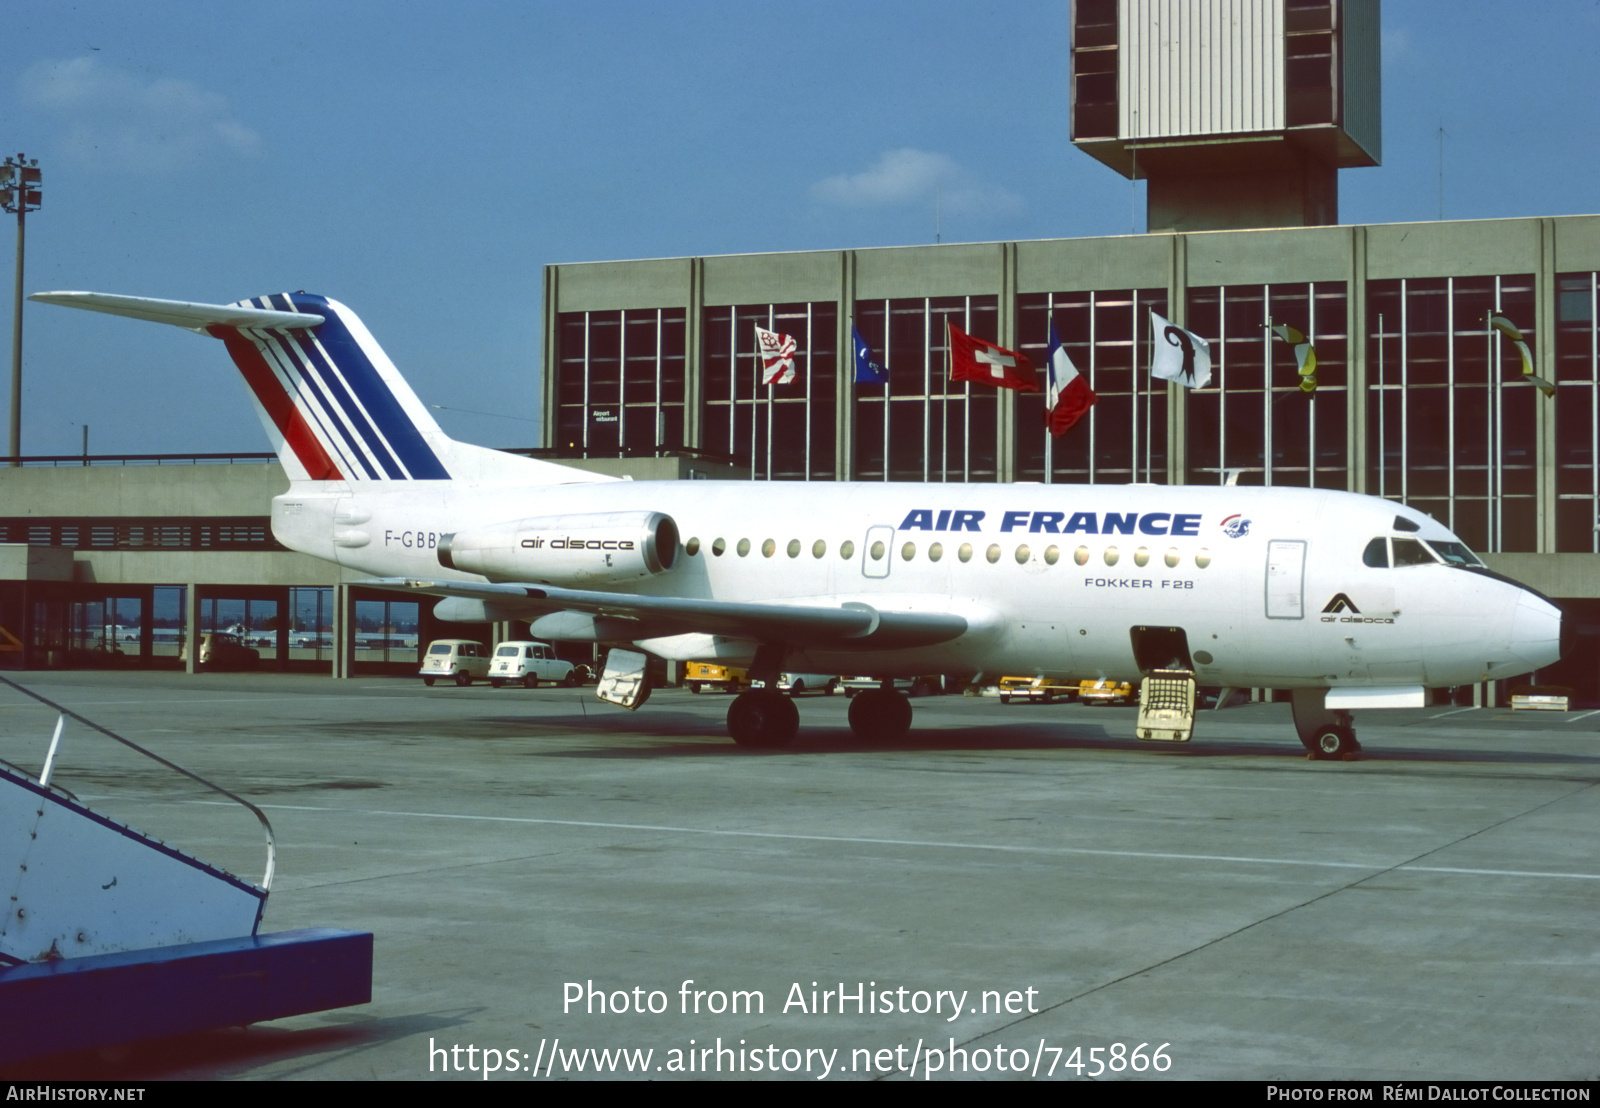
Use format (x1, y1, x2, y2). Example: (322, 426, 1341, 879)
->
(682, 536, 1214, 570)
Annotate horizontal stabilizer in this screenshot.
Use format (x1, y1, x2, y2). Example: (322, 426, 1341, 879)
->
(29, 291, 323, 334)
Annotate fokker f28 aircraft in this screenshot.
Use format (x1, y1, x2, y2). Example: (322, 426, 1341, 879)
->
(32, 290, 1565, 757)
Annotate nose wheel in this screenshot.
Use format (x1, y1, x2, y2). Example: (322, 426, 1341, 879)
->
(1291, 689, 1363, 760)
(1308, 722, 1361, 760)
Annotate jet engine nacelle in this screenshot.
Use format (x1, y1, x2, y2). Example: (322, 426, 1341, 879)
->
(437, 511, 679, 586)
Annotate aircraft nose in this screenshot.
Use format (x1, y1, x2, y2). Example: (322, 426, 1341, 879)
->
(1509, 590, 1563, 671)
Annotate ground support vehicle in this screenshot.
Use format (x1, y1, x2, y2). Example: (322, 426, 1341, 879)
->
(1079, 678, 1137, 706)
(998, 675, 1077, 704)
(842, 675, 944, 698)
(775, 673, 840, 696)
(685, 661, 749, 694)
(488, 641, 577, 688)
(419, 639, 491, 686)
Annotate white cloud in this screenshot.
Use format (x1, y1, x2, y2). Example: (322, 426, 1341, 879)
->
(19, 57, 263, 173)
(811, 147, 1023, 219)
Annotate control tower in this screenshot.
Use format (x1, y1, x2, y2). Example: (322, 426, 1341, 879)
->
(1071, 0, 1381, 232)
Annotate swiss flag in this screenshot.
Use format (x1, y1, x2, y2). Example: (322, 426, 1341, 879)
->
(1045, 320, 1095, 435)
(948, 322, 1039, 392)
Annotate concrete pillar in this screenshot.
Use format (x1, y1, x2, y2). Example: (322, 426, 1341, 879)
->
(333, 583, 354, 679)
(1536, 218, 1559, 553)
(1165, 233, 1190, 486)
(997, 241, 1018, 483)
(184, 584, 200, 675)
(540, 266, 559, 451)
(1346, 225, 1369, 494)
(684, 257, 705, 450)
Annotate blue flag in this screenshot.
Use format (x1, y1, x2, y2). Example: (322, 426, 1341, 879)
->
(853, 325, 888, 385)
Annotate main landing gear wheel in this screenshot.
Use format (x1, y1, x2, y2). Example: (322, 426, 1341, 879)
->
(1308, 723, 1362, 760)
(848, 689, 913, 742)
(727, 690, 799, 748)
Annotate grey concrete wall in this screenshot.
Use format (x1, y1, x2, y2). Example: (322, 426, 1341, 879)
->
(0, 463, 289, 516)
(551, 215, 1600, 309)
(703, 251, 841, 306)
(0, 545, 72, 582)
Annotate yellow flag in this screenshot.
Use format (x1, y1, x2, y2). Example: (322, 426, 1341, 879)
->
(1266, 323, 1318, 394)
(1488, 312, 1555, 397)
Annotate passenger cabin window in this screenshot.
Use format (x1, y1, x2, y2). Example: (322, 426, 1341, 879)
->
(1392, 538, 1436, 567)
(1363, 538, 1389, 568)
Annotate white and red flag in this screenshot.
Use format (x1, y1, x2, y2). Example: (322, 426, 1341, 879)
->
(947, 321, 1039, 392)
(755, 326, 798, 385)
(1045, 320, 1095, 435)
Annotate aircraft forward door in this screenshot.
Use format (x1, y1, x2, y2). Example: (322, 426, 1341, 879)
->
(861, 525, 895, 579)
(1265, 540, 1307, 620)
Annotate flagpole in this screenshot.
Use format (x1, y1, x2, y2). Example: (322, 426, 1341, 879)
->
(803, 303, 812, 482)
(749, 325, 758, 479)
(934, 315, 947, 480)
(766, 311, 774, 481)
(881, 304, 890, 481)
(1044, 301, 1054, 485)
(1263, 308, 1272, 488)
(1489, 304, 1500, 549)
(1377, 312, 1386, 500)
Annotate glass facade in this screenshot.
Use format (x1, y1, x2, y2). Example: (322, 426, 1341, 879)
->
(1367, 276, 1539, 553)
(554, 309, 688, 455)
(853, 296, 999, 482)
(1184, 282, 1349, 488)
(1555, 272, 1599, 553)
(703, 302, 838, 480)
(1015, 290, 1169, 484)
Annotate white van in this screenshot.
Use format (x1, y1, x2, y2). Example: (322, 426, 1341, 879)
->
(419, 639, 491, 686)
(488, 641, 577, 688)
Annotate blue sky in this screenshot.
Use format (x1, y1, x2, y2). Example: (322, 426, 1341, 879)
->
(6, 1, 1600, 457)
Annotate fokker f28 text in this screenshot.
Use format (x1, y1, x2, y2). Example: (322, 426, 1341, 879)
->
(32, 290, 1564, 756)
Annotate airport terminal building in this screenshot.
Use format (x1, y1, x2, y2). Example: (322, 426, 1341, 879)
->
(2, 0, 1595, 700)
(539, 214, 1600, 702)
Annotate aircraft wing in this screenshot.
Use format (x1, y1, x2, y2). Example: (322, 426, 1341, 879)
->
(360, 577, 970, 651)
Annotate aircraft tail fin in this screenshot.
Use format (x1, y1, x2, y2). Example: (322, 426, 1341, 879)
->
(29, 290, 612, 487)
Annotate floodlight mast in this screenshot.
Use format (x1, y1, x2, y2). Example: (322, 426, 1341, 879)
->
(2, 153, 42, 466)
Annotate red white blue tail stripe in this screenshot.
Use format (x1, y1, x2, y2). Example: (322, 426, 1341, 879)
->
(213, 293, 450, 482)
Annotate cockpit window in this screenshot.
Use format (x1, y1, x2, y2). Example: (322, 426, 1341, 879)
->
(1362, 537, 1389, 567)
(1424, 540, 1484, 568)
(1393, 515, 1421, 533)
(1391, 538, 1437, 567)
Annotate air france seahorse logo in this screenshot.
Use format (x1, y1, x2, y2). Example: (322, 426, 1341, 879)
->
(1220, 514, 1251, 539)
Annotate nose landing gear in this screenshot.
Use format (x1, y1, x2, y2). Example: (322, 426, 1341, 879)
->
(1292, 689, 1363, 760)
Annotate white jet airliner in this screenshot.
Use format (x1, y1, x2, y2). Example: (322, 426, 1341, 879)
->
(31, 290, 1565, 756)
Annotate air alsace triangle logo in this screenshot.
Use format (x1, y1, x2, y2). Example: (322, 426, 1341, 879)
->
(1321, 593, 1395, 625)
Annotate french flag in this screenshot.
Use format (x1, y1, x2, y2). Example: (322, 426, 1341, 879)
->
(1044, 320, 1095, 436)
